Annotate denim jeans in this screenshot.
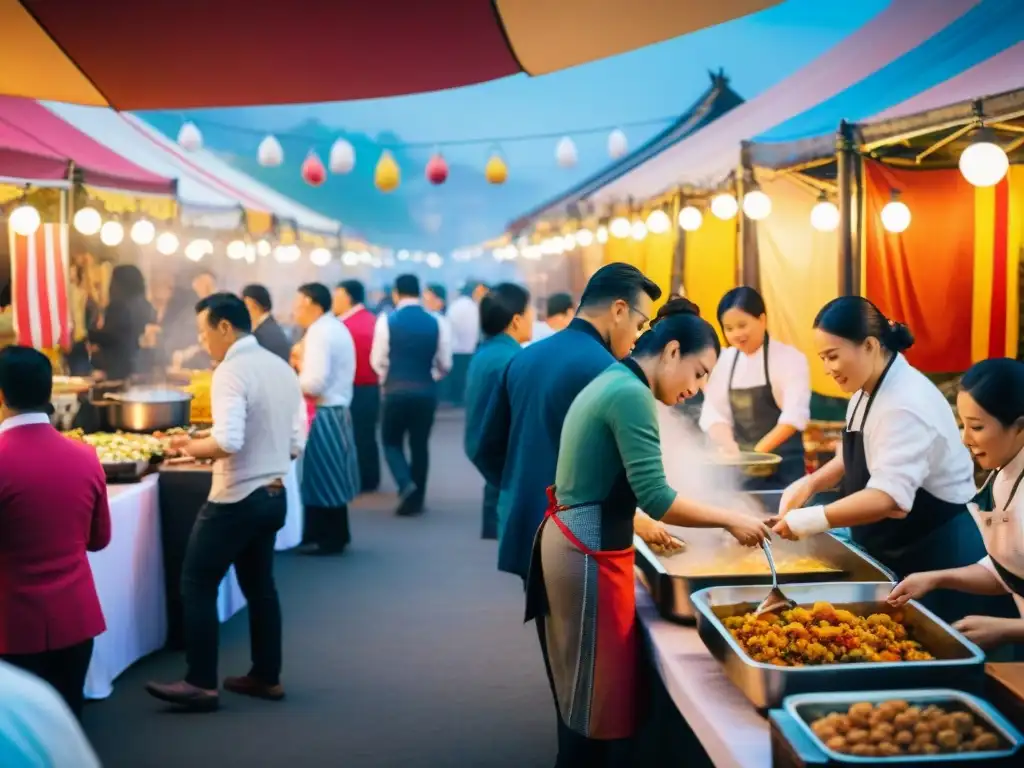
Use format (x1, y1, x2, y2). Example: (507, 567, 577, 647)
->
(381, 393, 437, 506)
(181, 485, 286, 690)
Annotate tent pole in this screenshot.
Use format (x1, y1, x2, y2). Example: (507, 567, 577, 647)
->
(670, 189, 685, 295)
(738, 149, 759, 290)
(837, 121, 856, 295)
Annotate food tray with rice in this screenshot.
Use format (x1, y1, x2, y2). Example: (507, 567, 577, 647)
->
(692, 583, 987, 710)
(63, 429, 167, 482)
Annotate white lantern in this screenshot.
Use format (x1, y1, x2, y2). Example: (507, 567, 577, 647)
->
(425, 252, 443, 269)
(555, 137, 578, 168)
(959, 134, 1009, 188)
(177, 122, 203, 151)
(596, 225, 609, 244)
(255, 239, 272, 257)
(810, 200, 840, 232)
(609, 216, 631, 239)
(273, 244, 300, 263)
(310, 247, 332, 266)
(99, 220, 124, 247)
(342, 250, 360, 266)
(742, 190, 772, 220)
(257, 135, 284, 167)
(226, 240, 248, 260)
(562, 233, 577, 251)
(631, 220, 648, 241)
(607, 129, 628, 159)
(575, 228, 594, 247)
(130, 219, 156, 245)
(678, 206, 703, 232)
(73, 206, 102, 236)
(645, 210, 671, 234)
(881, 199, 911, 233)
(184, 239, 208, 262)
(244, 245, 257, 264)
(9, 205, 41, 237)
(711, 193, 739, 220)
(155, 232, 179, 255)
(397, 249, 410, 261)
(329, 139, 356, 174)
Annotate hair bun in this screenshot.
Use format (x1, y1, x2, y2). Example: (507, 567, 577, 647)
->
(651, 297, 701, 326)
(884, 321, 915, 352)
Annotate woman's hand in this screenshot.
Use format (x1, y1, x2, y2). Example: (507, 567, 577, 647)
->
(725, 512, 771, 547)
(634, 513, 674, 548)
(887, 572, 939, 607)
(952, 616, 1024, 650)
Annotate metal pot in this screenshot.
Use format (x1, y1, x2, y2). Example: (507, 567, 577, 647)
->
(93, 388, 193, 432)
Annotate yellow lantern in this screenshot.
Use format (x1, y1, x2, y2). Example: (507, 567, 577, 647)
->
(485, 153, 508, 185)
(374, 151, 400, 193)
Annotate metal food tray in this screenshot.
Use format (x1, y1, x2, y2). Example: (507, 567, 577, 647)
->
(692, 582, 987, 711)
(102, 459, 150, 483)
(782, 689, 1023, 764)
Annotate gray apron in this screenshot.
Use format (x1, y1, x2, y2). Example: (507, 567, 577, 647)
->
(973, 467, 1024, 598)
(300, 404, 360, 508)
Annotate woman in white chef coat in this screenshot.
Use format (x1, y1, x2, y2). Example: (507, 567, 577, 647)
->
(772, 297, 1016, 625)
(700, 287, 811, 490)
(889, 358, 1024, 648)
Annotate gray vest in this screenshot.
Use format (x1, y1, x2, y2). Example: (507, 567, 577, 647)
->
(386, 305, 439, 396)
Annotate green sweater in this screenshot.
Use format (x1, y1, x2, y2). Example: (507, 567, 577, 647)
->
(554, 363, 676, 519)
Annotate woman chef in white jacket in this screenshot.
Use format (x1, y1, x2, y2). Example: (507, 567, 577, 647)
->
(700, 287, 811, 490)
(771, 297, 1016, 625)
(889, 358, 1024, 648)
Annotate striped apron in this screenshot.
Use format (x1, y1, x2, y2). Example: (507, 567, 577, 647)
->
(300, 404, 360, 508)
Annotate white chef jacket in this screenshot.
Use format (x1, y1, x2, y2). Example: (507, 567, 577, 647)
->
(446, 295, 480, 355)
(699, 339, 811, 434)
(299, 312, 356, 408)
(846, 353, 976, 513)
(970, 446, 1024, 616)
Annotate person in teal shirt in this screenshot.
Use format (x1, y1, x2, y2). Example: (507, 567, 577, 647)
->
(464, 283, 533, 539)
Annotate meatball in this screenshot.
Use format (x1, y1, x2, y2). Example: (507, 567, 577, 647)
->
(869, 723, 895, 743)
(893, 711, 919, 730)
(848, 702, 874, 719)
(846, 728, 870, 746)
(825, 736, 849, 753)
(951, 711, 974, 735)
(888, 700, 910, 713)
(921, 743, 941, 755)
(876, 741, 901, 757)
(914, 721, 937, 738)
(972, 732, 999, 751)
(894, 730, 914, 747)
(936, 729, 962, 751)
(811, 721, 836, 741)
(850, 743, 878, 757)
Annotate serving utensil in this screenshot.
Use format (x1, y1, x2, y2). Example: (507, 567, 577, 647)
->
(754, 540, 796, 616)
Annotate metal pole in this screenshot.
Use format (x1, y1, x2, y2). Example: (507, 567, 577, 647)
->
(670, 191, 685, 295)
(837, 121, 856, 295)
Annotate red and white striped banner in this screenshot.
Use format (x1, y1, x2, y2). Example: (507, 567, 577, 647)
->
(9, 224, 71, 350)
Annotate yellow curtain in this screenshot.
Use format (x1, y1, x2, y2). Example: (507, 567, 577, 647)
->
(598, 228, 675, 310)
(85, 186, 176, 221)
(755, 174, 843, 397)
(682, 211, 737, 341)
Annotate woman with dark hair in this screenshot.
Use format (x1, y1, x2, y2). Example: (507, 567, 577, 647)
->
(528, 297, 769, 766)
(889, 358, 1024, 649)
(700, 286, 811, 489)
(773, 296, 1015, 624)
(88, 264, 156, 381)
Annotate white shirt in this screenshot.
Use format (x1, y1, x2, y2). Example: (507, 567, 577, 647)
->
(699, 339, 812, 434)
(299, 312, 356, 408)
(209, 335, 306, 504)
(0, 661, 101, 768)
(370, 299, 454, 383)
(971, 446, 1024, 616)
(525, 320, 557, 347)
(446, 295, 480, 354)
(846, 353, 976, 512)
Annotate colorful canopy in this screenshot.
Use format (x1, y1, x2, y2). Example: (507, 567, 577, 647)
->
(0, 0, 779, 109)
(0, 96, 175, 193)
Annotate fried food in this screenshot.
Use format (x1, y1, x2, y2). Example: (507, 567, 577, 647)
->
(63, 429, 165, 463)
(678, 550, 838, 577)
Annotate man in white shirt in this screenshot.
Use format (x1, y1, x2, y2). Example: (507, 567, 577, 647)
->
(147, 293, 305, 712)
(443, 280, 487, 405)
(371, 274, 453, 515)
(528, 292, 575, 346)
(294, 283, 361, 553)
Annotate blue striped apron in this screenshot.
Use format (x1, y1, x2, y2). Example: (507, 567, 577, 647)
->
(300, 404, 360, 507)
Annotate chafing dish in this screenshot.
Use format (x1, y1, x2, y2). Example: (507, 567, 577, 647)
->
(692, 582, 986, 710)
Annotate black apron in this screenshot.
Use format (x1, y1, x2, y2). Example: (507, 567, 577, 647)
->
(842, 356, 1017, 625)
(728, 335, 805, 491)
(972, 467, 1024, 599)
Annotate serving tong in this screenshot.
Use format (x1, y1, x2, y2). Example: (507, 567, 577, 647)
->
(753, 539, 796, 616)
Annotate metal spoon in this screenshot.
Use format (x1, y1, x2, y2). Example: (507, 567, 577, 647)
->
(754, 540, 796, 617)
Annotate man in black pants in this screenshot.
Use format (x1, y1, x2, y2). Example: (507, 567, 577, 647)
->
(370, 274, 452, 515)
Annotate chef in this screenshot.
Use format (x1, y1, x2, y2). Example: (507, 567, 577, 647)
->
(889, 358, 1024, 649)
(771, 296, 1016, 625)
(700, 287, 810, 489)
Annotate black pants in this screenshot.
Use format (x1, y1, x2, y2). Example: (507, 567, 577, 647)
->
(351, 384, 381, 493)
(3, 638, 94, 718)
(181, 485, 287, 690)
(381, 392, 437, 508)
(444, 353, 472, 405)
(303, 504, 351, 551)
(482, 482, 499, 539)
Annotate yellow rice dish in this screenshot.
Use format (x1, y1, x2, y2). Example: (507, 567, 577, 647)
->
(184, 371, 212, 424)
(679, 549, 838, 576)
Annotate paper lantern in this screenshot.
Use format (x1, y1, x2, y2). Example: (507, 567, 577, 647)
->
(100, 220, 124, 247)
(959, 132, 1009, 187)
(9, 205, 40, 236)
(678, 206, 703, 232)
(425, 153, 449, 185)
(742, 190, 772, 220)
(881, 199, 911, 233)
(485, 153, 508, 185)
(645, 210, 671, 234)
(630, 220, 647, 241)
(608, 129, 628, 159)
(257, 135, 284, 167)
(810, 200, 839, 232)
(156, 232, 179, 255)
(310, 247, 332, 266)
(177, 122, 203, 151)
(301, 151, 327, 187)
(130, 219, 156, 245)
(596, 226, 609, 244)
(73, 206, 102, 236)
(556, 136, 577, 168)
(609, 216, 631, 239)
(329, 138, 355, 174)
(226, 240, 248, 260)
(710, 193, 738, 220)
(375, 151, 401, 192)
(575, 228, 594, 247)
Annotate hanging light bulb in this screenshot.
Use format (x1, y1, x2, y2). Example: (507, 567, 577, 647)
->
(742, 190, 772, 220)
(8, 205, 41, 236)
(177, 122, 203, 151)
(575, 228, 594, 247)
(328, 138, 356, 174)
(425, 252, 443, 269)
(555, 137, 578, 168)
(342, 251, 360, 266)
(678, 206, 703, 232)
(184, 239, 208, 262)
(631, 220, 648, 241)
(596, 225, 609, 244)
(959, 128, 1009, 188)
(73, 206, 102, 236)
(226, 240, 248, 260)
(711, 193, 739, 220)
(645, 210, 671, 234)
(156, 232, 179, 255)
(310, 247, 332, 266)
(99, 220, 124, 247)
(130, 219, 156, 245)
(257, 135, 284, 167)
(273, 244, 301, 263)
(609, 216, 631, 239)
(810, 194, 840, 232)
(255, 239, 271, 257)
(881, 193, 911, 234)
(607, 129, 628, 159)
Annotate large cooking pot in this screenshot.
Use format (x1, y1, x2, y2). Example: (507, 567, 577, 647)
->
(93, 388, 193, 432)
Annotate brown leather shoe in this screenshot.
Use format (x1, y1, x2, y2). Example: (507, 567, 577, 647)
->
(223, 675, 285, 701)
(145, 680, 219, 711)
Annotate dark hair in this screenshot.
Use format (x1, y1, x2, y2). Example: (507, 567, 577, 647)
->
(394, 274, 420, 298)
(959, 358, 1024, 427)
(0, 345, 53, 411)
(813, 296, 914, 353)
(426, 283, 447, 303)
(108, 264, 147, 305)
(298, 283, 332, 313)
(633, 297, 720, 357)
(241, 284, 272, 312)
(716, 286, 766, 325)
(196, 292, 252, 333)
(578, 262, 662, 312)
(480, 283, 531, 338)
(338, 279, 365, 306)
(546, 292, 575, 318)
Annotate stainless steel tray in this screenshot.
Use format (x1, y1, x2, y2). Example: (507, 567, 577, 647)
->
(692, 582, 987, 710)
(783, 688, 1023, 764)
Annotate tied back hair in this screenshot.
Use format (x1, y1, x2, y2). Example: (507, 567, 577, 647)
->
(634, 297, 720, 357)
(813, 296, 914, 353)
(959, 358, 1024, 428)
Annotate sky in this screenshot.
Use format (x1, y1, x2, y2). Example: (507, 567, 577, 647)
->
(140, 0, 891, 254)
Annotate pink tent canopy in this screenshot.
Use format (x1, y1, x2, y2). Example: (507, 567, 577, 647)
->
(0, 96, 174, 194)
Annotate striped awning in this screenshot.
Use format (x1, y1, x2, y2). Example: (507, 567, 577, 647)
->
(0, 0, 780, 109)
